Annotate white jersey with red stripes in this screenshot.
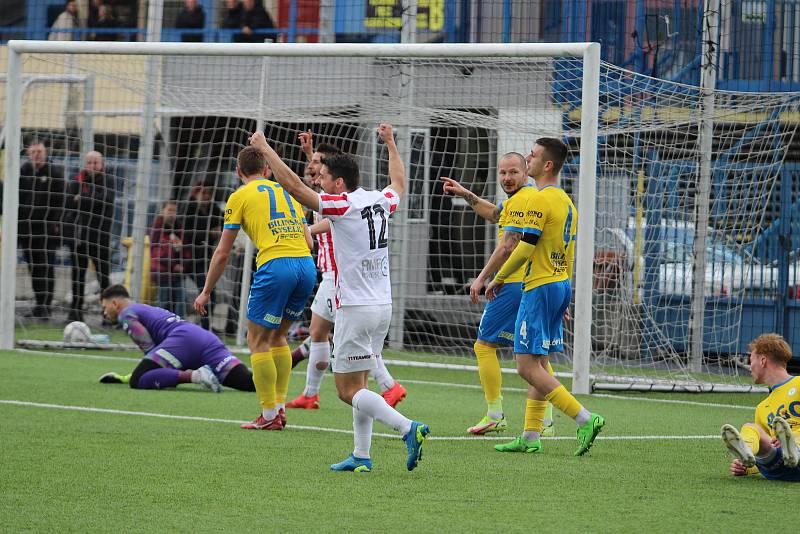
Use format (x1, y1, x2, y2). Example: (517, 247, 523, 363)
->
(313, 211, 336, 273)
(317, 186, 400, 307)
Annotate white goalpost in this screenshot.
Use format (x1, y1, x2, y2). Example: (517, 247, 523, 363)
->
(2, 40, 796, 394)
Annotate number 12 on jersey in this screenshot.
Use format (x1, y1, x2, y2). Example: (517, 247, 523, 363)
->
(361, 204, 388, 250)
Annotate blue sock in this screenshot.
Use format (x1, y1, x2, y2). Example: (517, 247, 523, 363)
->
(136, 368, 181, 389)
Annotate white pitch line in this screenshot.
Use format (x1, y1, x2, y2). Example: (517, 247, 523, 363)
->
(0, 399, 720, 441)
(16, 348, 140, 362)
(592, 393, 753, 411)
(7, 349, 756, 411)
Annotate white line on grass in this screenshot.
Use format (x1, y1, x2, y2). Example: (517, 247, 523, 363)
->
(0, 399, 719, 441)
(592, 393, 753, 411)
(8, 350, 756, 411)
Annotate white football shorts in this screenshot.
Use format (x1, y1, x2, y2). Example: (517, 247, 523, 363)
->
(310, 272, 336, 323)
(331, 304, 392, 373)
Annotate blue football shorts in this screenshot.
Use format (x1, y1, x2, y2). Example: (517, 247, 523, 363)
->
(513, 279, 571, 356)
(248, 256, 316, 329)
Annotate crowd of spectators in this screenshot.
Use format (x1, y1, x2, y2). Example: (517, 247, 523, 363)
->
(48, 0, 277, 43)
(14, 139, 233, 330)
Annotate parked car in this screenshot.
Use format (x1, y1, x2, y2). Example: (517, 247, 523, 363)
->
(596, 218, 776, 298)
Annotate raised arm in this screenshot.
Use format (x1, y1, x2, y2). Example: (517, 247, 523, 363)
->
(378, 123, 405, 198)
(298, 129, 314, 161)
(441, 177, 501, 223)
(249, 131, 319, 211)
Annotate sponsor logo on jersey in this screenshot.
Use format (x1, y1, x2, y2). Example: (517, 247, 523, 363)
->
(361, 257, 389, 280)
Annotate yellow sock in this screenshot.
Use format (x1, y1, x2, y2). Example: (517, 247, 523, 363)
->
(474, 342, 502, 410)
(251, 350, 276, 409)
(740, 425, 761, 456)
(545, 385, 584, 419)
(272, 345, 292, 405)
(542, 361, 555, 423)
(524, 399, 548, 433)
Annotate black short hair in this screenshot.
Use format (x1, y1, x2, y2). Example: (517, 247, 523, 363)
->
(535, 137, 569, 174)
(101, 284, 130, 300)
(321, 153, 360, 191)
(315, 143, 342, 157)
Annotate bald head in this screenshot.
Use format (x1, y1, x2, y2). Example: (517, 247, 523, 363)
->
(84, 151, 104, 173)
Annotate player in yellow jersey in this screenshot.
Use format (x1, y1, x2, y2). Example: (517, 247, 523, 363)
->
(193, 146, 316, 430)
(441, 153, 555, 436)
(721, 333, 800, 481)
(486, 138, 605, 456)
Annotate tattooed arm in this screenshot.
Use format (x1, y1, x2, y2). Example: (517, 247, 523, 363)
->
(440, 176, 501, 223)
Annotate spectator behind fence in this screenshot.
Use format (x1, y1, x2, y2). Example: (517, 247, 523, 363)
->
(19, 141, 66, 321)
(67, 151, 115, 322)
(175, 0, 205, 42)
(182, 178, 224, 331)
(87, 0, 103, 28)
(49, 0, 80, 41)
(221, 0, 243, 30)
(150, 200, 190, 317)
(235, 0, 275, 43)
(91, 4, 119, 41)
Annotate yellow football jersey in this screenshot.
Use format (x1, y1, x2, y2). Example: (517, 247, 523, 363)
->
(520, 185, 577, 291)
(497, 184, 537, 284)
(755, 375, 800, 438)
(223, 178, 311, 269)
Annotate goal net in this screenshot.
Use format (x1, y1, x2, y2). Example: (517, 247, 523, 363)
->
(2, 41, 797, 393)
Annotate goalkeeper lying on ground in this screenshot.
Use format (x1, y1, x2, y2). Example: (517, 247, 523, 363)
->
(97, 284, 255, 393)
(721, 333, 800, 481)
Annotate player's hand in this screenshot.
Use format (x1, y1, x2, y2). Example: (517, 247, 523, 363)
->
(298, 130, 313, 158)
(249, 131, 269, 152)
(485, 279, 504, 301)
(469, 276, 486, 304)
(194, 292, 210, 316)
(729, 458, 749, 476)
(440, 177, 469, 198)
(563, 308, 571, 325)
(377, 123, 394, 145)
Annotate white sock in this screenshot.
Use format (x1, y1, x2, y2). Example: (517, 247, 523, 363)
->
(352, 388, 412, 436)
(575, 408, 591, 426)
(303, 341, 330, 396)
(276, 402, 285, 412)
(262, 407, 278, 420)
(522, 430, 541, 442)
(352, 405, 373, 459)
(370, 355, 395, 392)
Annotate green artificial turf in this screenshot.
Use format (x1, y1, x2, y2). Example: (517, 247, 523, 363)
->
(1, 348, 795, 533)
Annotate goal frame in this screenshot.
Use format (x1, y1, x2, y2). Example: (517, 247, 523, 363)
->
(0, 40, 601, 394)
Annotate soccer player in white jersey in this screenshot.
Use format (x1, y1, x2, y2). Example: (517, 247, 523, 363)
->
(288, 134, 407, 410)
(442, 154, 555, 436)
(249, 124, 429, 472)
